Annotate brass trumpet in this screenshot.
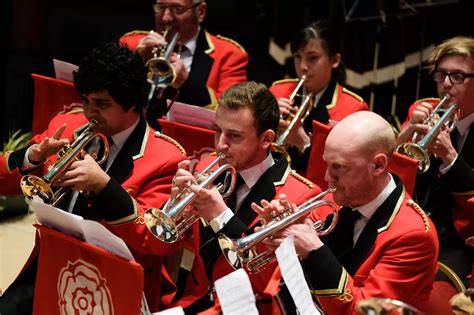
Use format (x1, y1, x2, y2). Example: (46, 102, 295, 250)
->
(218, 187, 337, 274)
(20, 120, 109, 205)
(275, 75, 313, 147)
(145, 26, 180, 105)
(144, 153, 237, 243)
(396, 95, 460, 173)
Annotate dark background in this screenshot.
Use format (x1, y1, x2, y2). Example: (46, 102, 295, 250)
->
(1, 0, 473, 144)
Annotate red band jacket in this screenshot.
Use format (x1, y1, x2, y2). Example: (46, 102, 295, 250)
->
(303, 176, 439, 314)
(167, 153, 323, 313)
(403, 98, 474, 241)
(1, 111, 187, 311)
(120, 28, 248, 109)
(269, 79, 368, 173)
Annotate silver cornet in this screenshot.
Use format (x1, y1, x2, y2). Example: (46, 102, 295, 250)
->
(20, 120, 109, 205)
(218, 187, 338, 274)
(144, 153, 237, 243)
(396, 94, 460, 173)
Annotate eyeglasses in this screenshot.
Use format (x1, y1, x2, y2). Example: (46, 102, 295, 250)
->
(153, 2, 201, 16)
(432, 70, 474, 85)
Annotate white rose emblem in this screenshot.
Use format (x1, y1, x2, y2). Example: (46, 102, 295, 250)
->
(57, 259, 114, 315)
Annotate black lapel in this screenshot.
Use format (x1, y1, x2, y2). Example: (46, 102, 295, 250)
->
(106, 116, 147, 184)
(321, 207, 359, 259)
(176, 29, 213, 106)
(343, 176, 405, 276)
(460, 125, 474, 164)
(236, 154, 290, 227)
(302, 80, 333, 132)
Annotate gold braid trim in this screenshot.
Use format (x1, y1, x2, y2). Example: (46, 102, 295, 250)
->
(216, 34, 246, 52)
(290, 171, 314, 189)
(271, 78, 299, 86)
(4, 151, 12, 172)
(342, 87, 364, 103)
(155, 132, 187, 156)
(121, 30, 150, 37)
(415, 97, 440, 103)
(407, 199, 430, 232)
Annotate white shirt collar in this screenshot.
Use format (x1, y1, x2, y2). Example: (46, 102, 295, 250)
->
(456, 112, 474, 137)
(109, 116, 140, 151)
(239, 152, 275, 190)
(356, 174, 397, 220)
(304, 86, 328, 108)
(182, 26, 200, 57)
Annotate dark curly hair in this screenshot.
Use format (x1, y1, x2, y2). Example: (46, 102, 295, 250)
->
(73, 42, 147, 112)
(291, 19, 346, 85)
(218, 81, 279, 135)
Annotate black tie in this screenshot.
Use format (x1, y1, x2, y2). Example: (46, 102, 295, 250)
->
(347, 209, 363, 247)
(450, 127, 460, 151)
(226, 173, 245, 212)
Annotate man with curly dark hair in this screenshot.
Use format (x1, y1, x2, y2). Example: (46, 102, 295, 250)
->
(0, 42, 186, 313)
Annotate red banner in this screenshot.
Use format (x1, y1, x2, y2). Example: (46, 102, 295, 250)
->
(33, 225, 144, 315)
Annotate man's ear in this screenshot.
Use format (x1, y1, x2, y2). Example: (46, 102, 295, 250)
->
(260, 129, 275, 149)
(372, 153, 389, 175)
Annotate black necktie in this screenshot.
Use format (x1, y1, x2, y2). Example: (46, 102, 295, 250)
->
(343, 208, 363, 247)
(226, 173, 245, 212)
(450, 127, 460, 152)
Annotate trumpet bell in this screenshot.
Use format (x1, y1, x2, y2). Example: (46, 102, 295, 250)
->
(146, 57, 177, 88)
(218, 234, 244, 269)
(395, 142, 430, 173)
(20, 175, 54, 204)
(144, 208, 179, 243)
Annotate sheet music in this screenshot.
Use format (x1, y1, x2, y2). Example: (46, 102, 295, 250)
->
(53, 59, 79, 82)
(28, 198, 134, 261)
(151, 306, 184, 315)
(275, 236, 321, 315)
(214, 269, 259, 315)
(166, 100, 216, 129)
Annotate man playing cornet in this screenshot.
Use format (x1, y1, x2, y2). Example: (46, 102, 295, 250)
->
(254, 111, 439, 314)
(163, 81, 322, 314)
(0, 43, 186, 313)
(397, 36, 474, 285)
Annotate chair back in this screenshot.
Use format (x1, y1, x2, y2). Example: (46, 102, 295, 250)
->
(158, 118, 215, 156)
(31, 74, 81, 135)
(305, 120, 419, 195)
(425, 261, 466, 314)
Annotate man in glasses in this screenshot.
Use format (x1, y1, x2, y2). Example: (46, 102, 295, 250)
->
(397, 36, 474, 285)
(120, 0, 248, 128)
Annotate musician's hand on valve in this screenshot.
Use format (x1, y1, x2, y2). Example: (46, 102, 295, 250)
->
(56, 153, 110, 194)
(188, 185, 227, 222)
(28, 124, 69, 164)
(277, 97, 294, 128)
(136, 31, 167, 63)
(397, 102, 433, 146)
(170, 53, 188, 89)
(428, 128, 457, 166)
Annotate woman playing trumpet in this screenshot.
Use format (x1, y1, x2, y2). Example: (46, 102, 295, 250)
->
(270, 19, 368, 173)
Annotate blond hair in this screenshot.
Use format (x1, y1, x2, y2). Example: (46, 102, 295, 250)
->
(427, 36, 474, 73)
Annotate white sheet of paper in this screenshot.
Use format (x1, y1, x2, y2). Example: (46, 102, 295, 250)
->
(28, 198, 134, 261)
(166, 100, 216, 129)
(151, 306, 185, 315)
(53, 59, 79, 82)
(275, 235, 321, 315)
(214, 269, 259, 315)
